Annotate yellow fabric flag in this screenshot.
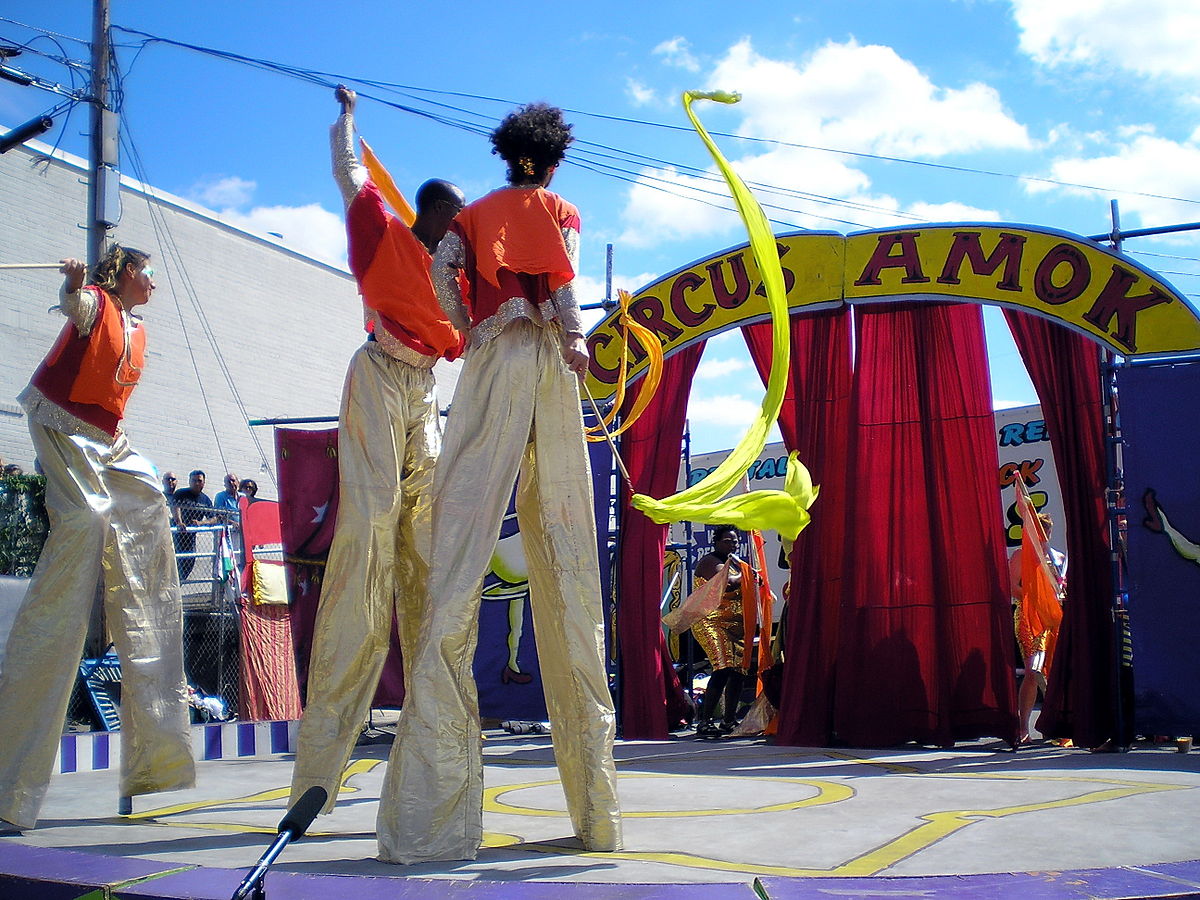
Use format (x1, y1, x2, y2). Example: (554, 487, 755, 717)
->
(629, 91, 818, 542)
(359, 137, 416, 227)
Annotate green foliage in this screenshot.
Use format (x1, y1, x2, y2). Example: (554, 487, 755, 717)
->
(0, 474, 49, 577)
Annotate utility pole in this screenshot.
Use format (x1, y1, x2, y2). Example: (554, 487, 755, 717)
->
(87, 0, 118, 271)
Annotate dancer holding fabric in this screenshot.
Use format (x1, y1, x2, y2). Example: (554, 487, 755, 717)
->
(288, 86, 465, 816)
(383, 102, 622, 863)
(692, 525, 752, 737)
(0, 246, 194, 831)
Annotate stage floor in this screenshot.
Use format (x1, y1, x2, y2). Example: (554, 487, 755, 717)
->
(4, 727, 1200, 899)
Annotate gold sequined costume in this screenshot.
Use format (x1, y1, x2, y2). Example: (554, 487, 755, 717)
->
(0, 280, 193, 830)
(288, 106, 453, 815)
(381, 185, 622, 864)
(691, 574, 748, 674)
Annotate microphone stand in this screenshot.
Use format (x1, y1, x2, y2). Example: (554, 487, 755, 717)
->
(231, 786, 327, 900)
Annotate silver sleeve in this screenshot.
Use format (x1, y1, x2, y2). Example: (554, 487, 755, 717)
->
(331, 112, 368, 209)
(432, 231, 471, 334)
(61, 284, 98, 336)
(552, 225, 584, 335)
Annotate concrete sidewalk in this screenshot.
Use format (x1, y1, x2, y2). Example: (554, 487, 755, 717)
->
(3, 728, 1200, 898)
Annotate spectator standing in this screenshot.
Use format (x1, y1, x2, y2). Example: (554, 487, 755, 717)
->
(213, 473, 241, 516)
(173, 469, 216, 581)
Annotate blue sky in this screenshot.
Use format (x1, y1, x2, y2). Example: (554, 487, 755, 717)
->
(2, 1, 1198, 452)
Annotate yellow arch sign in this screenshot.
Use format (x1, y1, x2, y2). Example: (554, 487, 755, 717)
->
(584, 224, 1200, 401)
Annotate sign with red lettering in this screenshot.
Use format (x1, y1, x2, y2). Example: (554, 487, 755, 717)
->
(585, 225, 1199, 402)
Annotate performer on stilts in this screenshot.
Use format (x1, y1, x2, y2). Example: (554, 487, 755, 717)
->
(288, 86, 465, 814)
(382, 102, 622, 863)
(0, 246, 194, 832)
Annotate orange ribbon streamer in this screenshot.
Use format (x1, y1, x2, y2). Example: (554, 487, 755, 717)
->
(359, 137, 416, 227)
(585, 289, 664, 442)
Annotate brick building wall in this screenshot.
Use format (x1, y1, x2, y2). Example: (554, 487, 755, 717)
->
(0, 138, 459, 495)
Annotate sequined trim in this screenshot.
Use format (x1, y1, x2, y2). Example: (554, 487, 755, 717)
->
(431, 232, 471, 334)
(552, 227, 583, 334)
(470, 297, 548, 347)
(363, 311, 439, 368)
(18, 384, 117, 446)
(331, 113, 367, 209)
(60, 285, 99, 336)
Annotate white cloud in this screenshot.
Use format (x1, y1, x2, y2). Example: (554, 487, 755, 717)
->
(619, 166, 741, 246)
(184, 175, 348, 267)
(687, 392, 762, 426)
(696, 357, 751, 378)
(188, 176, 256, 209)
(1011, 0, 1200, 82)
(907, 201, 1002, 222)
(654, 37, 700, 72)
(619, 38, 1031, 248)
(626, 78, 658, 107)
(710, 38, 1031, 158)
(1027, 131, 1200, 226)
(220, 204, 348, 268)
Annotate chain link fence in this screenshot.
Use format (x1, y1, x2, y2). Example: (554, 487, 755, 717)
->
(0, 483, 246, 732)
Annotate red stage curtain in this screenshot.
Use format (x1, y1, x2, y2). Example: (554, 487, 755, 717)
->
(834, 302, 1017, 747)
(742, 309, 853, 745)
(617, 343, 705, 740)
(1004, 311, 1115, 748)
(274, 427, 406, 707)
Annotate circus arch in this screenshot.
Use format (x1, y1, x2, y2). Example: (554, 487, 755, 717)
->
(588, 223, 1200, 747)
(584, 223, 1200, 399)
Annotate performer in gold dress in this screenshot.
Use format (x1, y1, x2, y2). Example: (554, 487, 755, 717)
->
(0, 247, 194, 831)
(692, 525, 752, 736)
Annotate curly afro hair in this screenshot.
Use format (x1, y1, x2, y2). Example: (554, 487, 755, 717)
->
(490, 102, 574, 185)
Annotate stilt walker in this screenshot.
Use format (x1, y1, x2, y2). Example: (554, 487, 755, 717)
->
(0, 246, 194, 831)
(288, 86, 466, 814)
(382, 102, 622, 863)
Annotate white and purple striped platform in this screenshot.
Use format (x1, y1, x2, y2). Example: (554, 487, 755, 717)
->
(55, 720, 299, 775)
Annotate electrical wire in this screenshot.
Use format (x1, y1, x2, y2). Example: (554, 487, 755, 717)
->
(111, 46, 278, 484)
(103, 24, 1200, 219)
(0, 15, 90, 48)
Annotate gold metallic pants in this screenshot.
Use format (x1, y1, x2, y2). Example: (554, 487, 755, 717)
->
(290, 343, 439, 814)
(380, 319, 622, 863)
(0, 423, 194, 829)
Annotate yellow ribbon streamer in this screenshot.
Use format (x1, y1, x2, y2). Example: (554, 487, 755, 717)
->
(586, 289, 664, 442)
(629, 91, 818, 542)
(360, 137, 417, 227)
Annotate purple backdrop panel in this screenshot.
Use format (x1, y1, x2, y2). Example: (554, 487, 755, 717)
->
(1117, 361, 1200, 736)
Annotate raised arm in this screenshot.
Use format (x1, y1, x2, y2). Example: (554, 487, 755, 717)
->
(330, 85, 368, 209)
(57, 257, 99, 335)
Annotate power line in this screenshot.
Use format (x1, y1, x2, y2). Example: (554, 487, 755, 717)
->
(102, 25, 1200, 215)
(112, 46, 277, 484)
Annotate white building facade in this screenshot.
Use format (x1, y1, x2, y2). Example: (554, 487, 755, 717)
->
(1, 137, 457, 495)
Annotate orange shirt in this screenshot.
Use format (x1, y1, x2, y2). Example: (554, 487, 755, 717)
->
(347, 181, 465, 361)
(31, 286, 145, 437)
